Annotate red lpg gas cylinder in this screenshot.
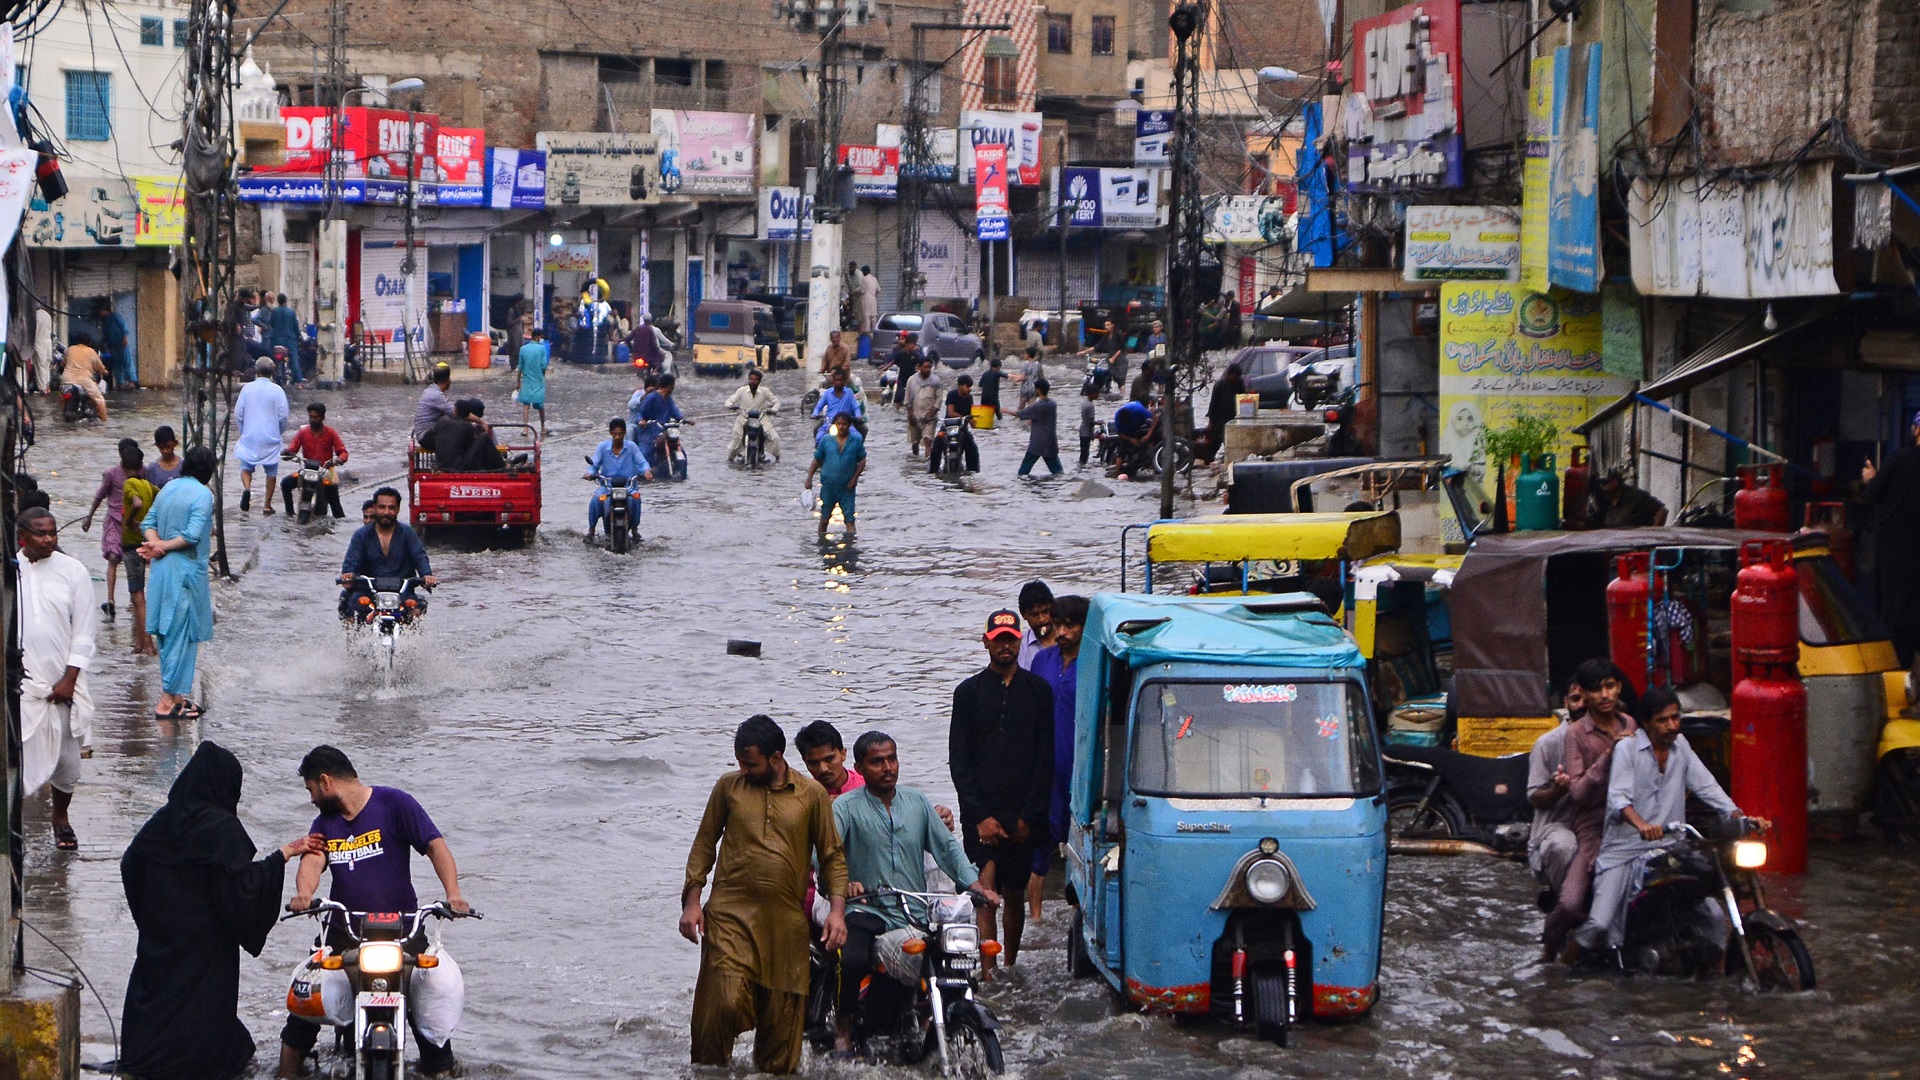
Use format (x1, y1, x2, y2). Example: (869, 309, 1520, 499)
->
(1607, 552, 1653, 694)
(1733, 540, 1798, 659)
(1734, 464, 1791, 532)
(1803, 502, 1855, 581)
(1563, 446, 1593, 529)
(1731, 665, 1808, 874)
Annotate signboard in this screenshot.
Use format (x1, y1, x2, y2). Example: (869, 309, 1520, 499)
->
(431, 127, 486, 207)
(758, 185, 814, 241)
(25, 176, 138, 248)
(1058, 167, 1161, 229)
(266, 106, 433, 181)
(836, 145, 899, 200)
(1547, 44, 1602, 292)
(651, 110, 755, 197)
(1627, 167, 1840, 298)
(486, 149, 546, 210)
(132, 175, 185, 246)
(1601, 283, 1643, 380)
(1346, 0, 1465, 190)
(538, 132, 660, 207)
(1436, 282, 1632, 483)
(1519, 54, 1555, 292)
(1404, 205, 1521, 281)
(1204, 194, 1290, 244)
(960, 111, 1042, 186)
(975, 144, 1010, 241)
(358, 233, 427, 349)
(1135, 110, 1172, 165)
(877, 124, 958, 181)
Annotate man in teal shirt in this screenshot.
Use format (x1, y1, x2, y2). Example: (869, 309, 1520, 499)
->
(806, 411, 866, 540)
(515, 327, 551, 437)
(832, 731, 997, 1051)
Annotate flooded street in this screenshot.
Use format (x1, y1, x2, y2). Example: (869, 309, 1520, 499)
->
(20, 360, 1920, 1078)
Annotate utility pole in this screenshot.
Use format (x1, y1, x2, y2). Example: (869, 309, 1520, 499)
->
(181, 0, 242, 576)
(1055, 132, 1068, 354)
(775, 0, 874, 369)
(401, 102, 421, 383)
(1162, 2, 1205, 521)
(315, 0, 350, 388)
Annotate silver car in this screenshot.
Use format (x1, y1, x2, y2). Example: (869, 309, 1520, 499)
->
(875, 312, 984, 369)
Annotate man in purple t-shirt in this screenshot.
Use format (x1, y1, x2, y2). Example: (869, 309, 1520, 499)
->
(278, 745, 472, 1079)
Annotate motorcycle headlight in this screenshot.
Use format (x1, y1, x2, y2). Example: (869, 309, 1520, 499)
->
(1245, 858, 1290, 904)
(939, 925, 980, 955)
(1733, 840, 1768, 870)
(358, 942, 403, 975)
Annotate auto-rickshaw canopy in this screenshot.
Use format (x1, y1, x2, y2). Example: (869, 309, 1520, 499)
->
(1088, 592, 1366, 670)
(1449, 527, 1769, 719)
(1141, 511, 1402, 566)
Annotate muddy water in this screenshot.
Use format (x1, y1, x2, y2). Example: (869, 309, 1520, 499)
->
(20, 362, 1920, 1078)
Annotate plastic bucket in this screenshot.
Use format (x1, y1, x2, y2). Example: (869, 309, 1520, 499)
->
(467, 332, 492, 369)
(971, 404, 996, 430)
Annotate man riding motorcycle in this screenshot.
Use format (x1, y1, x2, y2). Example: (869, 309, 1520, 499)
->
(280, 402, 348, 518)
(585, 417, 654, 543)
(926, 374, 981, 474)
(829, 730, 998, 1052)
(725, 369, 783, 464)
(1109, 398, 1158, 475)
(278, 745, 473, 1079)
(628, 373, 692, 475)
(810, 366, 868, 439)
(337, 487, 436, 620)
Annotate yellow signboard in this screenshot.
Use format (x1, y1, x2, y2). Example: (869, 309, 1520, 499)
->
(1518, 54, 1555, 292)
(132, 175, 185, 246)
(1437, 282, 1632, 484)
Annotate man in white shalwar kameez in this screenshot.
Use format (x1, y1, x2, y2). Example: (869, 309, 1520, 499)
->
(17, 507, 96, 850)
(232, 358, 289, 514)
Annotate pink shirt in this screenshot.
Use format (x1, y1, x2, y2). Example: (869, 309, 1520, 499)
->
(806, 764, 866, 917)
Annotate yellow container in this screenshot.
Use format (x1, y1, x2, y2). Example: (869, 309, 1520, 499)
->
(971, 404, 997, 430)
(1236, 392, 1259, 419)
(1455, 715, 1559, 758)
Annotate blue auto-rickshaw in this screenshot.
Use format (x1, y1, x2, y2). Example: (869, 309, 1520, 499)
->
(1065, 592, 1386, 1045)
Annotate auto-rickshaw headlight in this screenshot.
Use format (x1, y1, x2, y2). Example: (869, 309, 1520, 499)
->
(1733, 840, 1768, 869)
(1245, 858, 1290, 903)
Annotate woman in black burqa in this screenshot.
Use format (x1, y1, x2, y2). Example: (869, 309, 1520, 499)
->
(118, 741, 323, 1080)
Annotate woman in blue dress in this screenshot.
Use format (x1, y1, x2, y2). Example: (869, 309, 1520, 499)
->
(140, 446, 217, 720)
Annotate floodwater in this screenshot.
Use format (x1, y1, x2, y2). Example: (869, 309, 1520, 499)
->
(20, 357, 1920, 1079)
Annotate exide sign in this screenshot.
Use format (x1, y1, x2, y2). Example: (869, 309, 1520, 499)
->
(836, 144, 898, 200)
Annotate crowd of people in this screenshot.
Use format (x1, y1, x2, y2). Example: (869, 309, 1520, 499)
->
(682, 582, 1083, 1073)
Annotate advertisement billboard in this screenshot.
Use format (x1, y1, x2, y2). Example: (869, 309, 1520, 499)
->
(1346, 0, 1466, 190)
(975, 144, 1010, 241)
(1204, 194, 1290, 244)
(960, 111, 1042, 186)
(25, 176, 138, 248)
(1135, 110, 1172, 165)
(837, 145, 899, 200)
(431, 127, 486, 207)
(878, 124, 958, 181)
(1404, 205, 1521, 281)
(486, 149, 546, 210)
(1058, 167, 1161, 229)
(132, 176, 186, 246)
(758, 185, 814, 241)
(538, 132, 660, 207)
(651, 110, 756, 197)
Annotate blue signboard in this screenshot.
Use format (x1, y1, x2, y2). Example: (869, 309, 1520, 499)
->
(976, 213, 1009, 242)
(1547, 43, 1602, 293)
(1061, 166, 1103, 228)
(1135, 110, 1172, 165)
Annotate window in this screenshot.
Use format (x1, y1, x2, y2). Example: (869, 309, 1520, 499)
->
(1046, 13, 1072, 53)
(655, 58, 695, 87)
(1129, 680, 1381, 798)
(65, 71, 111, 142)
(982, 54, 1018, 106)
(139, 17, 163, 45)
(1091, 15, 1115, 55)
(173, 18, 189, 46)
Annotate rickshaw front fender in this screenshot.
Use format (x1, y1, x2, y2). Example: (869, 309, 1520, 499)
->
(1880, 717, 1920, 762)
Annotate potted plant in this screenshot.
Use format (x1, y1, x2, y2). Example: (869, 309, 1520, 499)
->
(1479, 411, 1561, 532)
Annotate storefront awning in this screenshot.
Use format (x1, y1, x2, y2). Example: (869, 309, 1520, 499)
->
(1573, 298, 1854, 434)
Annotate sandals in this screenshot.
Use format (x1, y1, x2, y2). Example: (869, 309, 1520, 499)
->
(153, 700, 206, 720)
(52, 823, 77, 851)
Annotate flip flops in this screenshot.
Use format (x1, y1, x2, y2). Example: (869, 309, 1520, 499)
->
(53, 823, 77, 851)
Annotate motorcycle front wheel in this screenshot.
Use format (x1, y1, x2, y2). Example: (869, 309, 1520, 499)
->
(1251, 967, 1291, 1047)
(1153, 439, 1194, 476)
(359, 1053, 396, 1080)
(942, 1006, 1004, 1077)
(1741, 923, 1816, 991)
(1385, 782, 1468, 842)
(610, 510, 631, 554)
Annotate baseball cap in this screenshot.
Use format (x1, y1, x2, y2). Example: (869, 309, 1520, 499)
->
(984, 609, 1023, 640)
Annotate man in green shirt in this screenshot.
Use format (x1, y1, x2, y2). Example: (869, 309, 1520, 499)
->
(833, 730, 998, 1050)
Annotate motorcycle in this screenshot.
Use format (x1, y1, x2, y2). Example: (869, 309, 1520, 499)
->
(60, 382, 94, 422)
(272, 344, 296, 386)
(656, 418, 690, 482)
(1382, 744, 1532, 855)
(350, 575, 427, 685)
(586, 458, 641, 554)
(740, 408, 772, 468)
(1082, 356, 1111, 397)
(933, 416, 969, 476)
(806, 889, 1005, 1077)
(288, 456, 337, 524)
(283, 899, 481, 1080)
(1101, 424, 1193, 479)
(1602, 819, 1815, 990)
(802, 373, 864, 412)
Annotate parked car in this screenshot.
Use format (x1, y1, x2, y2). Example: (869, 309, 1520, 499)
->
(875, 311, 983, 369)
(1235, 343, 1355, 408)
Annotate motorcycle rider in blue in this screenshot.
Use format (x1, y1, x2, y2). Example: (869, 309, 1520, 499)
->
(337, 487, 436, 620)
(585, 417, 654, 543)
(628, 373, 691, 475)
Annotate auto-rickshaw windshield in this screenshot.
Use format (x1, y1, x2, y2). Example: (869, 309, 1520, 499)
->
(1128, 679, 1381, 798)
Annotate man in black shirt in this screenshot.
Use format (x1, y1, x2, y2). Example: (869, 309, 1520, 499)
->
(424, 399, 504, 472)
(949, 608, 1054, 972)
(927, 374, 981, 473)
